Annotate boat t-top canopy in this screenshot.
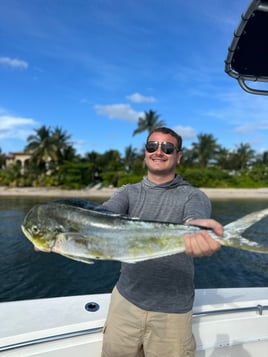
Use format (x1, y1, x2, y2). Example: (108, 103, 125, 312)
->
(225, 0, 268, 95)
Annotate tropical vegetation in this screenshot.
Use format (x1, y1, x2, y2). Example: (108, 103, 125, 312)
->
(0, 111, 267, 189)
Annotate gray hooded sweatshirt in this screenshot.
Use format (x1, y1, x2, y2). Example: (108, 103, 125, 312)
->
(102, 175, 211, 313)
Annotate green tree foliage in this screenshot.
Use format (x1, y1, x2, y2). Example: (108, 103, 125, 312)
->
(0, 148, 6, 169)
(262, 151, 268, 165)
(98, 150, 122, 172)
(247, 165, 268, 186)
(191, 134, 220, 168)
(124, 145, 138, 173)
(132, 110, 166, 137)
(0, 162, 22, 187)
(1, 123, 268, 189)
(230, 143, 256, 171)
(25, 126, 75, 171)
(25, 126, 57, 164)
(57, 162, 94, 189)
(178, 167, 231, 188)
(216, 147, 232, 170)
(51, 127, 76, 162)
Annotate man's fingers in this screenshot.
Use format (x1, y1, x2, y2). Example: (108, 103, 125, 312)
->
(184, 231, 221, 257)
(187, 218, 224, 236)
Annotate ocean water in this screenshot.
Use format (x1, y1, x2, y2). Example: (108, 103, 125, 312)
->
(0, 196, 268, 302)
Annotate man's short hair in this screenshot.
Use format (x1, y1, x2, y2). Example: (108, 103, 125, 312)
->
(147, 127, 182, 151)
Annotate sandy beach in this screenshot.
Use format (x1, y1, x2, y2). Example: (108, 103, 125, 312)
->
(0, 186, 268, 200)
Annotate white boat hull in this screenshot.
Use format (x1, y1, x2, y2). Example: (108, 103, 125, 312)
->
(1, 288, 268, 356)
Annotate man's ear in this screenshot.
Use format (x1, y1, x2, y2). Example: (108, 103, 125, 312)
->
(177, 151, 183, 164)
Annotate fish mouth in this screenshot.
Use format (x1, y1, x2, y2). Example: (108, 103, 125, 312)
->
(21, 225, 55, 252)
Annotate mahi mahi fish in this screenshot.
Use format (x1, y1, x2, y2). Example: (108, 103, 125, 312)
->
(21, 198, 268, 264)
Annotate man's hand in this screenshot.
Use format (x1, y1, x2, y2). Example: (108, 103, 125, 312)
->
(184, 218, 223, 257)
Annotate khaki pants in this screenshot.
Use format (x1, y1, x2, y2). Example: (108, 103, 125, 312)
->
(101, 288, 196, 357)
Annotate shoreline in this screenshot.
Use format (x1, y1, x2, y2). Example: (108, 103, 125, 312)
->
(1, 186, 268, 200)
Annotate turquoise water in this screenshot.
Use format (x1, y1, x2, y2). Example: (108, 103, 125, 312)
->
(0, 197, 268, 302)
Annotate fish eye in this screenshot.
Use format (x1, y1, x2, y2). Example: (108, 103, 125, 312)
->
(31, 225, 40, 235)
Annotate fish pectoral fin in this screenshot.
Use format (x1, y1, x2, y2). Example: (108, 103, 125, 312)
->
(52, 233, 96, 264)
(56, 232, 90, 243)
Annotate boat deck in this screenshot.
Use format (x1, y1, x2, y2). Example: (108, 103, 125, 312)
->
(1, 288, 268, 356)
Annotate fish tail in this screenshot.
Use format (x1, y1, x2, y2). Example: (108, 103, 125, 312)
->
(219, 235, 268, 254)
(223, 208, 268, 236)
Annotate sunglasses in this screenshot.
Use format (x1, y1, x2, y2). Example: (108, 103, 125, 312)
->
(145, 141, 180, 154)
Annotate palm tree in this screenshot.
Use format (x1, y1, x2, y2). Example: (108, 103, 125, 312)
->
(132, 110, 166, 136)
(25, 125, 75, 169)
(124, 145, 138, 172)
(216, 147, 232, 170)
(25, 126, 58, 166)
(100, 150, 123, 171)
(0, 148, 6, 169)
(51, 126, 74, 163)
(191, 133, 220, 168)
(83, 151, 100, 163)
(231, 143, 255, 170)
(255, 150, 268, 166)
(262, 151, 268, 165)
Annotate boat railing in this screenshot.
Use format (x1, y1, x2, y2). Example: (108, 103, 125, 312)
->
(194, 303, 268, 317)
(0, 326, 103, 352)
(1, 304, 268, 352)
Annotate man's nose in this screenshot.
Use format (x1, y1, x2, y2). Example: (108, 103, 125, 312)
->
(155, 144, 163, 154)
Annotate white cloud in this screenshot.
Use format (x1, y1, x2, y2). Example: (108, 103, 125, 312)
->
(0, 114, 37, 140)
(95, 104, 143, 122)
(126, 92, 156, 103)
(0, 56, 28, 69)
(173, 125, 197, 141)
(234, 121, 268, 134)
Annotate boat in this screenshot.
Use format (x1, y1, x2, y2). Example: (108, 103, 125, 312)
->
(1, 0, 268, 355)
(1, 288, 268, 356)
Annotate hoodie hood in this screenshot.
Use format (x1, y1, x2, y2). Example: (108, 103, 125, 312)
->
(142, 174, 190, 190)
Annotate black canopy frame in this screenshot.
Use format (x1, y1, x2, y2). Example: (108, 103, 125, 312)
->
(225, 0, 268, 95)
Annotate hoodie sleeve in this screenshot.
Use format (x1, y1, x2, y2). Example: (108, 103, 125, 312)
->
(182, 188, 211, 223)
(101, 185, 130, 214)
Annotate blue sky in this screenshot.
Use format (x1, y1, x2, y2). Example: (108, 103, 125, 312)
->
(1, 0, 267, 156)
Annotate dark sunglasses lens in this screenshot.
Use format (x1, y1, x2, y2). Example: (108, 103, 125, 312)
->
(146, 142, 159, 153)
(162, 142, 175, 154)
(146, 141, 177, 154)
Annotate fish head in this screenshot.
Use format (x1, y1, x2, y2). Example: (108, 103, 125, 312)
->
(21, 203, 65, 252)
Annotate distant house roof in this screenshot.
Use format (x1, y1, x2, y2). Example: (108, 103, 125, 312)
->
(8, 151, 30, 156)
(5, 152, 32, 163)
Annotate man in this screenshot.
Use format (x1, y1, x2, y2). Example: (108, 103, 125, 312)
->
(101, 127, 222, 357)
